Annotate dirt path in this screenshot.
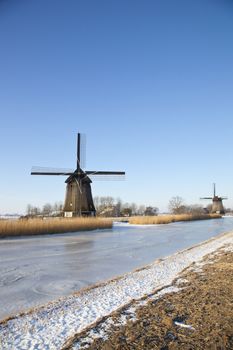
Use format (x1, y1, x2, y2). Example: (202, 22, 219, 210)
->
(67, 248, 233, 349)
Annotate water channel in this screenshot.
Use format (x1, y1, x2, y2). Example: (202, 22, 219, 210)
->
(1, 217, 233, 320)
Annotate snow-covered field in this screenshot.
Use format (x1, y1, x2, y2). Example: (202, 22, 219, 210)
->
(0, 215, 20, 220)
(1, 230, 232, 349)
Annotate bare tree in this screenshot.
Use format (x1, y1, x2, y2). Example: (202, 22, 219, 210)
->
(26, 204, 33, 216)
(53, 201, 63, 214)
(99, 196, 114, 208)
(26, 204, 40, 217)
(186, 204, 204, 215)
(130, 203, 138, 216)
(168, 196, 185, 214)
(115, 198, 122, 217)
(93, 196, 101, 214)
(42, 203, 53, 216)
(94, 196, 160, 217)
(31, 206, 40, 216)
(94, 196, 115, 216)
(137, 205, 146, 215)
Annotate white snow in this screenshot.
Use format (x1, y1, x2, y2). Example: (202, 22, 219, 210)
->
(174, 321, 195, 330)
(0, 231, 233, 349)
(72, 285, 183, 350)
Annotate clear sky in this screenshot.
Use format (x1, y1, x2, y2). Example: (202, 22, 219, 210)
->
(0, 0, 233, 213)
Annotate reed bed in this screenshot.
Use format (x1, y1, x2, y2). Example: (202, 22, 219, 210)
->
(129, 213, 221, 225)
(0, 217, 113, 238)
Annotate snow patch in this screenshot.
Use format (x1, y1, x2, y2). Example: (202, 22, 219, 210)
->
(72, 285, 182, 349)
(174, 321, 195, 330)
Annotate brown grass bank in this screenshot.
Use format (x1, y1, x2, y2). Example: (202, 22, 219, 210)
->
(0, 217, 113, 238)
(129, 213, 221, 225)
(84, 249, 233, 350)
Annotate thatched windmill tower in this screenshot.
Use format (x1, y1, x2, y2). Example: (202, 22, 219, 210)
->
(200, 183, 227, 214)
(31, 133, 125, 217)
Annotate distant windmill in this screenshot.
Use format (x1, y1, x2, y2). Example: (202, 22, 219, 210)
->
(200, 183, 227, 214)
(31, 133, 125, 217)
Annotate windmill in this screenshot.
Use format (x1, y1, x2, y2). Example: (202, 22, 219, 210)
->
(31, 133, 125, 217)
(200, 183, 227, 214)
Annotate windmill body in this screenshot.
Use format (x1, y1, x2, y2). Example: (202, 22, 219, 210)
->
(211, 196, 225, 214)
(63, 173, 95, 216)
(31, 133, 125, 217)
(200, 183, 227, 215)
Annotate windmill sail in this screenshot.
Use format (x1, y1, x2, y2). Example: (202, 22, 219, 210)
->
(31, 166, 74, 176)
(80, 133, 86, 169)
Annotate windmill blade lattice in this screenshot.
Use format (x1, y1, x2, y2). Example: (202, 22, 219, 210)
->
(31, 166, 74, 175)
(80, 133, 86, 169)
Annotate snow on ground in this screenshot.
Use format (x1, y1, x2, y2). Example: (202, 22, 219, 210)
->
(71, 285, 183, 350)
(0, 215, 20, 220)
(1, 231, 233, 349)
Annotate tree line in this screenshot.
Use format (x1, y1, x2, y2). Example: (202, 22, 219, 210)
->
(26, 195, 221, 217)
(168, 196, 205, 215)
(93, 196, 158, 217)
(94, 196, 209, 217)
(26, 202, 63, 217)
(25, 198, 159, 217)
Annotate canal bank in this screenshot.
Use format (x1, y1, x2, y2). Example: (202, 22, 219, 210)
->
(1, 230, 232, 349)
(81, 245, 233, 350)
(1, 217, 233, 320)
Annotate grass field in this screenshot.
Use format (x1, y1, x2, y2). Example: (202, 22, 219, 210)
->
(0, 217, 113, 237)
(128, 213, 221, 225)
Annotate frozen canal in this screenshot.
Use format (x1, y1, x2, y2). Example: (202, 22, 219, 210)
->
(1, 217, 233, 321)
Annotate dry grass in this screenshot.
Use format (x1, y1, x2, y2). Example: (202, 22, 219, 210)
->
(129, 213, 221, 225)
(86, 250, 233, 350)
(0, 217, 113, 238)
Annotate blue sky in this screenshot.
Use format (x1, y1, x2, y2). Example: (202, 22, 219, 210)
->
(0, 0, 233, 213)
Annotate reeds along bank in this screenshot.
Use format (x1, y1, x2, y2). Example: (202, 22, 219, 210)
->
(128, 213, 221, 225)
(0, 217, 113, 237)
